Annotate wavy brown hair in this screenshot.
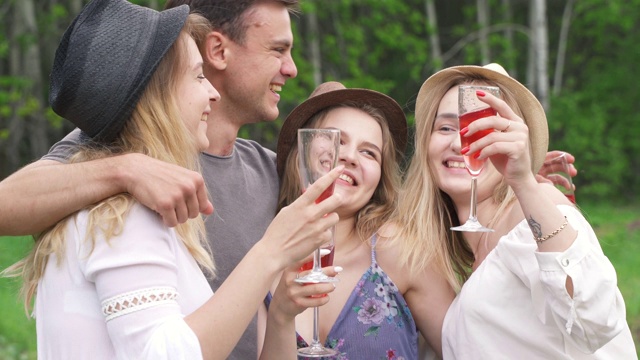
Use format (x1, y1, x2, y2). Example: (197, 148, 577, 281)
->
(278, 102, 403, 244)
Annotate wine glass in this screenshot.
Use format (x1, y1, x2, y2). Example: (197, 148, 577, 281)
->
(451, 85, 500, 233)
(295, 128, 340, 358)
(542, 152, 576, 203)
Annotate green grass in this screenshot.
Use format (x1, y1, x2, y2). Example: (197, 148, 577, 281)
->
(0, 202, 638, 357)
(0, 236, 36, 360)
(580, 202, 640, 352)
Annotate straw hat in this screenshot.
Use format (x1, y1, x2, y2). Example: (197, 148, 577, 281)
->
(416, 63, 549, 172)
(49, 0, 189, 143)
(276, 81, 408, 177)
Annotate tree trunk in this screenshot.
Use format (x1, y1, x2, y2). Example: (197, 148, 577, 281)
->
(306, 3, 322, 87)
(531, 0, 549, 110)
(70, 0, 84, 14)
(19, 0, 49, 159)
(501, 0, 517, 77)
(477, 0, 490, 64)
(425, 0, 443, 71)
(553, 0, 574, 96)
(526, 0, 535, 91)
(6, 1, 26, 171)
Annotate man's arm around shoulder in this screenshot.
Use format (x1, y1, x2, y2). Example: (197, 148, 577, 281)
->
(0, 153, 213, 236)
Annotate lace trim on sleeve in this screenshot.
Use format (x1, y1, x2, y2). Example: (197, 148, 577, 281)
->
(565, 299, 576, 335)
(101, 286, 178, 322)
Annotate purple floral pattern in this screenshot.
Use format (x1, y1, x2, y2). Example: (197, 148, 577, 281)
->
(298, 262, 416, 360)
(283, 237, 417, 360)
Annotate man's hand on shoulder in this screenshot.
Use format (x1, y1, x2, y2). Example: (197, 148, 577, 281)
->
(119, 153, 213, 227)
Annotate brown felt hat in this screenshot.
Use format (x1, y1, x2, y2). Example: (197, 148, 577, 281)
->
(276, 81, 408, 177)
(416, 63, 549, 172)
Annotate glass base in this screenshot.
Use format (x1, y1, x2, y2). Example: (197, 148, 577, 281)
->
(295, 270, 339, 284)
(451, 219, 494, 233)
(297, 344, 339, 358)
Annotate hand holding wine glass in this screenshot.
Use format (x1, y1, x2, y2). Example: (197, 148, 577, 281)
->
(294, 128, 340, 358)
(295, 128, 340, 284)
(541, 152, 576, 203)
(451, 85, 500, 233)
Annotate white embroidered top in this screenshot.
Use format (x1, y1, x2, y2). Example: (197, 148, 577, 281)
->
(35, 203, 212, 359)
(442, 205, 637, 359)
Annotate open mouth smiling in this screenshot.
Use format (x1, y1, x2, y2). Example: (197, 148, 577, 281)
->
(445, 160, 466, 169)
(339, 173, 356, 186)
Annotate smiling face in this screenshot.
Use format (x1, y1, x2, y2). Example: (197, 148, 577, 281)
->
(222, 1, 297, 124)
(430, 85, 502, 204)
(176, 35, 220, 151)
(320, 107, 384, 217)
(308, 132, 337, 175)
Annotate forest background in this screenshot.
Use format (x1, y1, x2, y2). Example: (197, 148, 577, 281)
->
(0, 0, 639, 358)
(1, 0, 640, 203)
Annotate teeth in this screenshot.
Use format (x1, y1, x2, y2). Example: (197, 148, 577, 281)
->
(339, 174, 354, 185)
(447, 161, 466, 169)
(201, 114, 208, 122)
(269, 84, 282, 92)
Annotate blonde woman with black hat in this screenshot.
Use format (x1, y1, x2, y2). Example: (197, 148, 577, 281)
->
(1, 0, 342, 359)
(394, 64, 636, 359)
(258, 81, 456, 359)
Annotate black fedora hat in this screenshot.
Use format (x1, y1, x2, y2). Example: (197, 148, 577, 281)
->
(276, 81, 408, 177)
(49, 0, 189, 143)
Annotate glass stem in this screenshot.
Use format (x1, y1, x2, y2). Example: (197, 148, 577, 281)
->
(312, 248, 322, 272)
(468, 176, 479, 222)
(311, 306, 321, 346)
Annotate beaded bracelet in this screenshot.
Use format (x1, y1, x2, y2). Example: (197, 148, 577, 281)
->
(535, 216, 568, 244)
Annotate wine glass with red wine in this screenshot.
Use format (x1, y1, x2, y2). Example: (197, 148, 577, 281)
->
(295, 128, 340, 358)
(451, 85, 500, 233)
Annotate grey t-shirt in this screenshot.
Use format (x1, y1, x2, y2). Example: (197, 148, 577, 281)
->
(43, 128, 280, 359)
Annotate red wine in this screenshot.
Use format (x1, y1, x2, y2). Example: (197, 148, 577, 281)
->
(315, 183, 335, 204)
(301, 181, 335, 204)
(300, 245, 335, 271)
(459, 107, 496, 174)
(565, 193, 576, 204)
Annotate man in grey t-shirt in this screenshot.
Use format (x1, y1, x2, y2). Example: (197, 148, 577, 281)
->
(0, 1, 305, 359)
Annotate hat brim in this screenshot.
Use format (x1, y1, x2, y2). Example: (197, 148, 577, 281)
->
(418, 65, 549, 172)
(277, 88, 407, 177)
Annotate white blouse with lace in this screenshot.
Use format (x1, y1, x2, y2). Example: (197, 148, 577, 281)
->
(442, 205, 637, 359)
(35, 203, 212, 359)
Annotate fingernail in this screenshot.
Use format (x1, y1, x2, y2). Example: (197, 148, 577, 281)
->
(320, 249, 331, 256)
(334, 266, 343, 273)
(460, 127, 469, 136)
(473, 152, 481, 159)
(476, 90, 486, 97)
(461, 146, 470, 155)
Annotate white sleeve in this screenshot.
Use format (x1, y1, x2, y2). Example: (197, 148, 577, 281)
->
(76, 203, 204, 359)
(533, 205, 627, 353)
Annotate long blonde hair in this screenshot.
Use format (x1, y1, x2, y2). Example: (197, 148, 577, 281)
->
(278, 102, 403, 244)
(2, 14, 215, 314)
(393, 70, 525, 290)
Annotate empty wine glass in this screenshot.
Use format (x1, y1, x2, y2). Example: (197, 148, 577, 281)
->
(542, 152, 576, 203)
(451, 85, 500, 233)
(295, 128, 340, 358)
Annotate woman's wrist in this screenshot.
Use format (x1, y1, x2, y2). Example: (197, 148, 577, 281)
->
(509, 174, 539, 196)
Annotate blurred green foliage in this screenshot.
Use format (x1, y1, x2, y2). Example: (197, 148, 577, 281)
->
(1, 0, 639, 204)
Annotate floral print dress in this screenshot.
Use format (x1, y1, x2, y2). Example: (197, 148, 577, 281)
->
(265, 235, 418, 360)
